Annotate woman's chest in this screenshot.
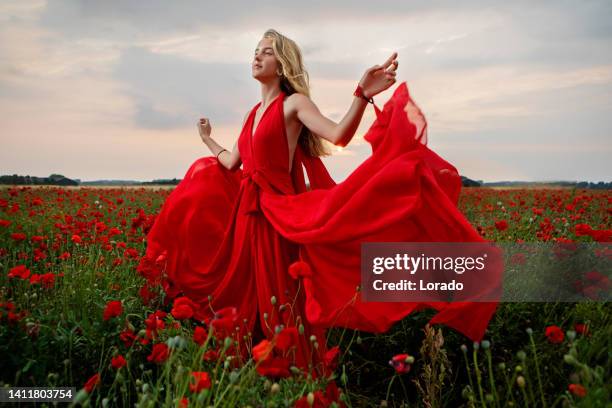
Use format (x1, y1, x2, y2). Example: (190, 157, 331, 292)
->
(239, 100, 302, 173)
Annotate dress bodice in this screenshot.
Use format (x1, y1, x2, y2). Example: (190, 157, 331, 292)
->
(235, 91, 297, 215)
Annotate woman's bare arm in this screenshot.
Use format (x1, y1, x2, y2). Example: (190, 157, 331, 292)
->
(198, 112, 247, 171)
(291, 93, 369, 148)
(291, 52, 398, 148)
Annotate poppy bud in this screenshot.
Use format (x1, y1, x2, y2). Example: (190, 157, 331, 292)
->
(307, 392, 315, 406)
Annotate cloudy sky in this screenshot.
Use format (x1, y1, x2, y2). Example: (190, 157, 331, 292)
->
(1, 0, 611, 182)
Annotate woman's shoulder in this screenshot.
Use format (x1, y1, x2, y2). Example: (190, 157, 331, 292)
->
(285, 92, 314, 117)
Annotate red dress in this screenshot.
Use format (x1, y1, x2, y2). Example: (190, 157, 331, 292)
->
(138, 82, 499, 377)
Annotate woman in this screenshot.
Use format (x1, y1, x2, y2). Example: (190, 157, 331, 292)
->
(137, 29, 498, 378)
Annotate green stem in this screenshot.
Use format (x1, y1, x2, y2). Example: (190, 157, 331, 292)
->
(528, 332, 547, 408)
(485, 349, 499, 408)
(385, 374, 397, 402)
(472, 349, 487, 408)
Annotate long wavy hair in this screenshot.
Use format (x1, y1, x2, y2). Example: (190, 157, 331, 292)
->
(262, 29, 331, 158)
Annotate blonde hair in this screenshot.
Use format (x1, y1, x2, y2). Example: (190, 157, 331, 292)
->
(262, 29, 331, 158)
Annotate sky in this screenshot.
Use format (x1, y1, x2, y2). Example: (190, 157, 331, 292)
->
(1, 0, 611, 183)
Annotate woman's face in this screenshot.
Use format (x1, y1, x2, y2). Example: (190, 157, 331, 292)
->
(252, 37, 280, 80)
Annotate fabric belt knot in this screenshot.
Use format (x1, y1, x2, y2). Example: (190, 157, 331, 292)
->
(241, 168, 262, 215)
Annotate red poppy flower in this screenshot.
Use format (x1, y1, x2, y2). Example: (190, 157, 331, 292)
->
(8, 264, 30, 280)
(544, 325, 564, 344)
(171, 296, 197, 320)
(111, 355, 127, 369)
(71, 234, 82, 244)
(83, 373, 100, 393)
(323, 346, 341, 371)
(574, 323, 589, 336)
(58, 251, 71, 260)
(41, 273, 56, 288)
(494, 220, 508, 231)
(147, 343, 170, 364)
(256, 356, 290, 378)
(145, 310, 167, 338)
(119, 328, 137, 347)
(193, 326, 208, 345)
(589, 229, 611, 242)
(568, 383, 587, 398)
(103, 300, 123, 321)
(11, 232, 26, 242)
(210, 306, 238, 335)
(274, 327, 299, 353)
(202, 349, 218, 362)
(252, 339, 274, 362)
(288, 261, 313, 279)
(574, 223, 592, 236)
(189, 371, 211, 393)
(389, 353, 413, 374)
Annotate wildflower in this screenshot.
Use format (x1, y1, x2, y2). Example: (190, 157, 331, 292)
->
(147, 343, 170, 364)
(83, 373, 100, 393)
(256, 356, 291, 378)
(11, 232, 27, 242)
(544, 325, 564, 344)
(210, 306, 238, 336)
(494, 220, 509, 231)
(568, 383, 587, 398)
(324, 346, 341, 371)
(252, 339, 274, 362)
(103, 300, 123, 321)
(144, 310, 167, 338)
(389, 353, 414, 374)
(111, 355, 127, 369)
(8, 264, 30, 279)
(189, 371, 211, 393)
(574, 323, 589, 336)
(171, 296, 197, 320)
(119, 328, 137, 347)
(193, 326, 208, 345)
(274, 327, 299, 353)
(288, 261, 313, 279)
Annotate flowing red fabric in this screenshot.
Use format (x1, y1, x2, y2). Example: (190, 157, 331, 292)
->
(138, 81, 498, 376)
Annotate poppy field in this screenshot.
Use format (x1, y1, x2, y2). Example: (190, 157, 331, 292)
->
(0, 185, 610, 407)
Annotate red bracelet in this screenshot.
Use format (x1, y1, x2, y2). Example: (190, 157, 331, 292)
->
(353, 84, 374, 104)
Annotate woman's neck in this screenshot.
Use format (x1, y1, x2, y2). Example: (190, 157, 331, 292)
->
(259, 83, 282, 108)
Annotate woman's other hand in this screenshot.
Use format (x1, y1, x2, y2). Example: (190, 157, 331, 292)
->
(358, 52, 398, 98)
(198, 117, 212, 141)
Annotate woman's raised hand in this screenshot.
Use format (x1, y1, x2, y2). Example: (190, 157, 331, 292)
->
(358, 52, 398, 99)
(198, 117, 211, 141)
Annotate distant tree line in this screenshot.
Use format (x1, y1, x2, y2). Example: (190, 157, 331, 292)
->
(0, 174, 78, 186)
(140, 178, 181, 186)
(0, 174, 609, 189)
